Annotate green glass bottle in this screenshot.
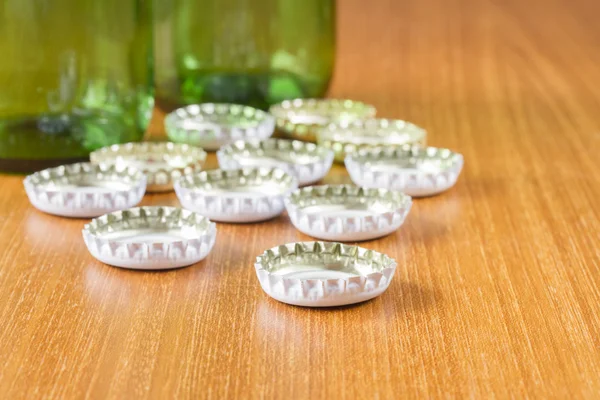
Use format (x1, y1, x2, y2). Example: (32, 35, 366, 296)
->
(0, 0, 154, 172)
(154, 0, 336, 112)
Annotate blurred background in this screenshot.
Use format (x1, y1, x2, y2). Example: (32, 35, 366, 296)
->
(2, 0, 598, 171)
(1, 0, 336, 171)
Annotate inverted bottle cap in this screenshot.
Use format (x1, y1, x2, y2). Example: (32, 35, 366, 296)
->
(24, 162, 146, 218)
(345, 146, 464, 197)
(255, 241, 397, 307)
(165, 103, 275, 151)
(217, 139, 334, 186)
(90, 142, 207, 192)
(269, 98, 376, 142)
(82, 206, 217, 270)
(175, 167, 298, 223)
(317, 118, 427, 162)
(285, 184, 412, 242)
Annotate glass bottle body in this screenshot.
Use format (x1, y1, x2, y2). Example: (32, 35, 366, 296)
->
(154, 0, 336, 111)
(0, 0, 154, 172)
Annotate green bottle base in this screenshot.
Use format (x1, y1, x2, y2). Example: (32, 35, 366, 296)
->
(0, 157, 89, 174)
(156, 69, 331, 112)
(0, 114, 145, 173)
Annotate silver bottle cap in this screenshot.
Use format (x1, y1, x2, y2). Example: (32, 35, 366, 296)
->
(165, 103, 275, 151)
(83, 206, 217, 270)
(317, 118, 426, 162)
(255, 242, 397, 307)
(90, 142, 207, 192)
(269, 98, 376, 142)
(24, 162, 146, 218)
(345, 146, 464, 197)
(285, 184, 412, 241)
(175, 167, 298, 223)
(217, 139, 333, 186)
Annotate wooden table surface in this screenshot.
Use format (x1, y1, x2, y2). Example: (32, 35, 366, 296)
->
(2, 0, 600, 398)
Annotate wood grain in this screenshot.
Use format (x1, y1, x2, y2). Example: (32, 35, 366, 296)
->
(2, 0, 600, 398)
